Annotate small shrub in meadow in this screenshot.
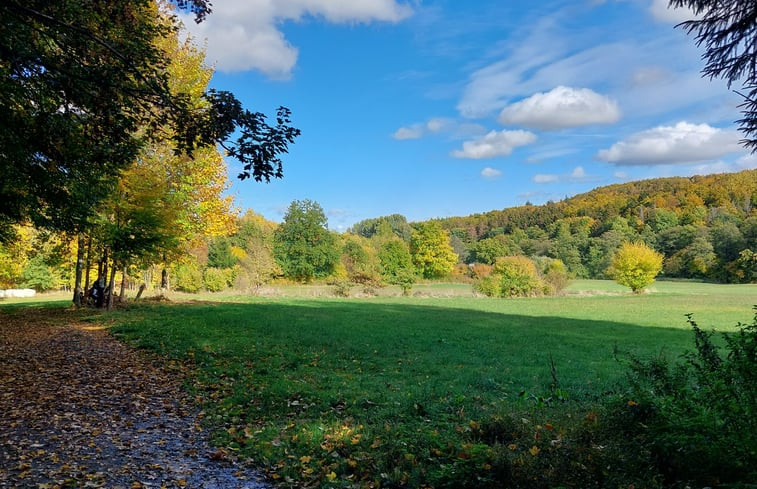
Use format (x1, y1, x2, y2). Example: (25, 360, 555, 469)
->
(203, 267, 228, 292)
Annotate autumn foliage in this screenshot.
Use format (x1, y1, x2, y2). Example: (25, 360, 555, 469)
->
(608, 242, 664, 293)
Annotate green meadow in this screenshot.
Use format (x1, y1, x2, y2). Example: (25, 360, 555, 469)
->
(86, 280, 754, 487)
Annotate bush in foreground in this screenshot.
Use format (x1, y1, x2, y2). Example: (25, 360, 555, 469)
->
(611, 308, 757, 486)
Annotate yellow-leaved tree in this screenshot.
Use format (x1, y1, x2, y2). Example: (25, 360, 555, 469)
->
(410, 222, 458, 279)
(608, 242, 663, 293)
(88, 19, 237, 306)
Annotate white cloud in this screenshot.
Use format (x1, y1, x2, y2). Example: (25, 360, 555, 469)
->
(452, 130, 537, 159)
(533, 174, 559, 183)
(597, 122, 743, 165)
(393, 118, 487, 141)
(737, 153, 757, 169)
(570, 166, 587, 179)
(426, 118, 448, 132)
(498, 86, 621, 130)
(481, 167, 502, 179)
(649, 0, 699, 24)
(533, 166, 594, 184)
(689, 154, 757, 175)
(393, 125, 424, 140)
(181, 0, 412, 77)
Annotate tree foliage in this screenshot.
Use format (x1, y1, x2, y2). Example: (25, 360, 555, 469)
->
(378, 239, 415, 294)
(274, 200, 339, 282)
(350, 214, 412, 242)
(608, 242, 664, 293)
(0, 0, 299, 241)
(433, 170, 756, 284)
(410, 222, 458, 279)
(670, 0, 757, 151)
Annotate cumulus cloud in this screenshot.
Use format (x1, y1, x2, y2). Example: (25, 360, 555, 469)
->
(649, 0, 699, 24)
(596, 122, 743, 166)
(181, 0, 412, 77)
(452, 130, 537, 159)
(498, 86, 621, 130)
(481, 167, 503, 179)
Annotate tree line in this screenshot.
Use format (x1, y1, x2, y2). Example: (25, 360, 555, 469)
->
(2, 169, 755, 301)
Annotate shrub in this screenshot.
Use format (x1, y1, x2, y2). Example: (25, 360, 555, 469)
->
(533, 257, 569, 294)
(472, 256, 557, 298)
(469, 263, 493, 279)
(613, 309, 757, 486)
(473, 275, 500, 297)
(203, 267, 229, 292)
(332, 280, 352, 297)
(172, 262, 203, 293)
(493, 256, 542, 297)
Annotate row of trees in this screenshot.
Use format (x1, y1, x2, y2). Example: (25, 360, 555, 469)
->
(166, 202, 458, 296)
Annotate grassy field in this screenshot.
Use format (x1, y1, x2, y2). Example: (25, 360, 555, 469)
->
(3, 280, 755, 487)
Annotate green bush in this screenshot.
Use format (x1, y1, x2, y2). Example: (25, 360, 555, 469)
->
(172, 262, 203, 293)
(472, 275, 500, 297)
(203, 267, 229, 292)
(611, 309, 757, 486)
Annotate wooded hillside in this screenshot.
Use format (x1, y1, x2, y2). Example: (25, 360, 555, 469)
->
(431, 169, 756, 282)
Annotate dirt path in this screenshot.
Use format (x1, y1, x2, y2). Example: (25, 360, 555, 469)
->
(0, 307, 271, 489)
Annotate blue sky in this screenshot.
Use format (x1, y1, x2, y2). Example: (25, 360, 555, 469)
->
(180, 0, 756, 231)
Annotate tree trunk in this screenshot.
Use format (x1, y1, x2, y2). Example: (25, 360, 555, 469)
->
(107, 261, 117, 311)
(135, 283, 146, 300)
(95, 249, 108, 309)
(84, 236, 92, 298)
(73, 233, 85, 307)
(119, 265, 127, 302)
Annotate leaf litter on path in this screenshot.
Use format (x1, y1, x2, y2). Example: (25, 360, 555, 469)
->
(0, 307, 271, 489)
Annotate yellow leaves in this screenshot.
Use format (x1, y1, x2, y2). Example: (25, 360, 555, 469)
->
(529, 445, 540, 456)
(326, 471, 337, 481)
(300, 455, 311, 464)
(608, 242, 663, 293)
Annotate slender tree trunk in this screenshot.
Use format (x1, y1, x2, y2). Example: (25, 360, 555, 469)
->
(119, 265, 127, 302)
(96, 249, 108, 308)
(84, 236, 92, 298)
(73, 233, 85, 307)
(135, 283, 146, 300)
(160, 252, 169, 294)
(107, 261, 117, 311)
